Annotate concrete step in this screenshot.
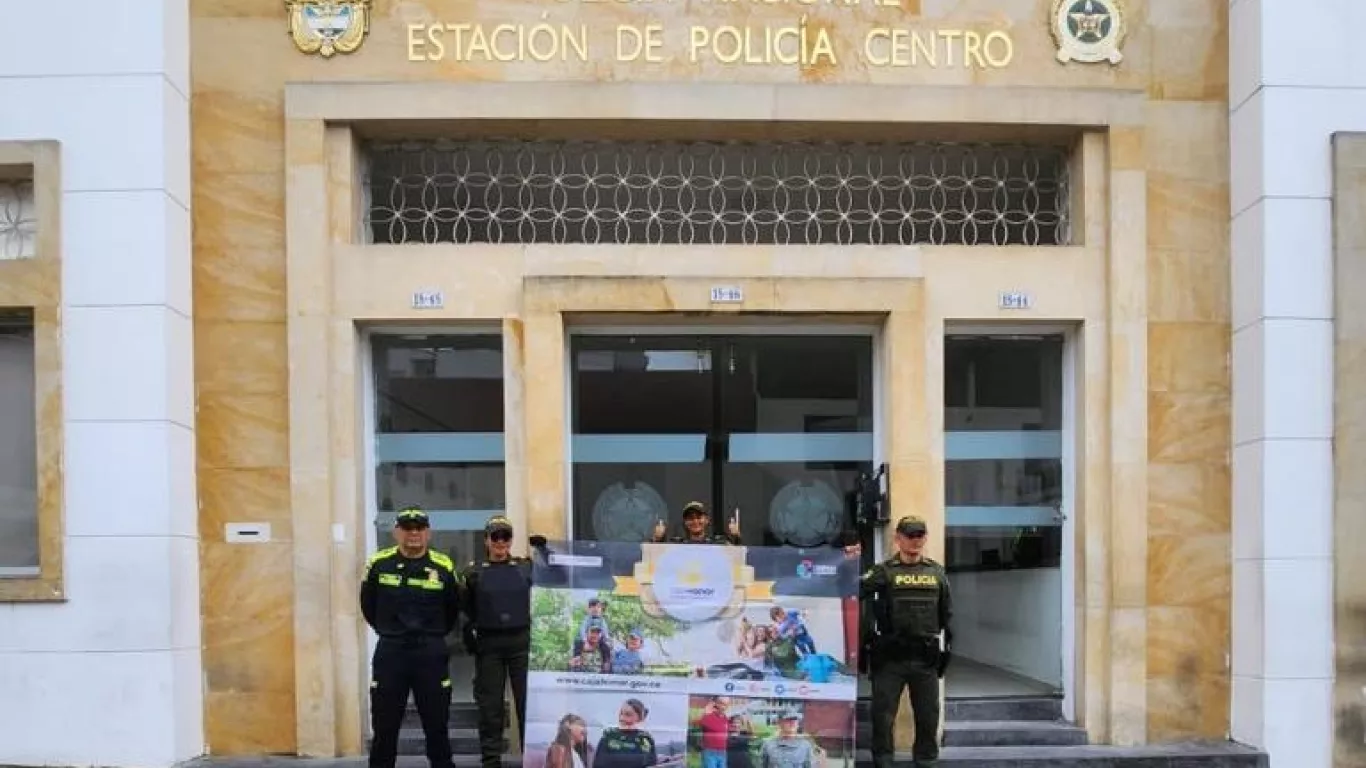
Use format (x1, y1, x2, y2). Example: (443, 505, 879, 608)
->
(945, 695, 1063, 722)
(233, 741, 1266, 768)
(921, 742, 1268, 766)
(400, 702, 499, 729)
(389, 727, 503, 756)
(855, 718, 1086, 748)
(943, 719, 1088, 747)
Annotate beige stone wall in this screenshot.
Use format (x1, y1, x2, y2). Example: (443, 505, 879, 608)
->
(190, 0, 1231, 756)
(1333, 134, 1366, 768)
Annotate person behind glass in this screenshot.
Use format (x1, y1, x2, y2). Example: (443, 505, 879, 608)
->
(459, 515, 536, 768)
(360, 506, 461, 768)
(651, 501, 742, 545)
(853, 516, 953, 768)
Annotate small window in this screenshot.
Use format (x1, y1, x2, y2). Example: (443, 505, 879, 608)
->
(0, 308, 38, 577)
(0, 178, 37, 260)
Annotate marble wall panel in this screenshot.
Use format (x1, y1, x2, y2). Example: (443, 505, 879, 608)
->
(1332, 135, 1366, 766)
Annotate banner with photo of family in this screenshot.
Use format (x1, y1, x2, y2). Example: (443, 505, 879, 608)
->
(524, 540, 860, 768)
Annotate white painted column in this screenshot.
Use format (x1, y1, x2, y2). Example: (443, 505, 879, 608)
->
(0, 1, 202, 766)
(1228, 0, 1363, 764)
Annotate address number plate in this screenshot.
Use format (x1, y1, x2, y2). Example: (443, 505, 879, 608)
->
(998, 291, 1033, 310)
(412, 290, 445, 310)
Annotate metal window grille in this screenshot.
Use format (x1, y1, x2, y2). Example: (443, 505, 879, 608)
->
(0, 180, 37, 260)
(364, 139, 1072, 247)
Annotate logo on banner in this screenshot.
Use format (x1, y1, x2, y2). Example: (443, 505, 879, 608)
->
(1050, 0, 1126, 65)
(285, 0, 372, 58)
(613, 543, 772, 622)
(651, 547, 733, 622)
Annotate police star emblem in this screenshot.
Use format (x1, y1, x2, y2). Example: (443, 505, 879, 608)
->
(285, 0, 372, 58)
(1050, 0, 1126, 65)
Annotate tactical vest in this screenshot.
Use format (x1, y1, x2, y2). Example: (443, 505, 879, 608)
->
(475, 559, 532, 631)
(884, 558, 945, 640)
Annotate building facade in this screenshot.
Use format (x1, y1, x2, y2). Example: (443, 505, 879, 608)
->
(0, 1, 1361, 767)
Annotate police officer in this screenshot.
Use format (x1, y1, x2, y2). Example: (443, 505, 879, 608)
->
(650, 500, 742, 544)
(459, 515, 535, 768)
(360, 506, 461, 768)
(859, 515, 953, 768)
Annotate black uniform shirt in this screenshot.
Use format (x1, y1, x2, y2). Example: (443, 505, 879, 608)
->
(360, 546, 461, 639)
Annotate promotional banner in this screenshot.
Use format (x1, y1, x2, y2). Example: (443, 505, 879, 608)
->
(525, 541, 860, 768)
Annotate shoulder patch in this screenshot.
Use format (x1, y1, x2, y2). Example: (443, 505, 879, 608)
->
(363, 546, 397, 579)
(429, 551, 454, 571)
(368, 546, 397, 565)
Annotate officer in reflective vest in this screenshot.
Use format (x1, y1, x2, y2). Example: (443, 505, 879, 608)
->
(360, 506, 461, 768)
(860, 515, 953, 768)
(459, 515, 535, 768)
(650, 500, 743, 544)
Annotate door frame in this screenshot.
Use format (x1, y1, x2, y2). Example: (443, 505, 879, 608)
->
(944, 322, 1079, 718)
(563, 321, 886, 561)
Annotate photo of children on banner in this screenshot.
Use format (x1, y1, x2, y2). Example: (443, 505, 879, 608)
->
(525, 692, 688, 768)
(570, 598, 614, 673)
(687, 697, 846, 768)
(715, 604, 852, 684)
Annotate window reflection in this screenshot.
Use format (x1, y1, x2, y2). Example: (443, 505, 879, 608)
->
(569, 335, 874, 555)
(944, 335, 1064, 572)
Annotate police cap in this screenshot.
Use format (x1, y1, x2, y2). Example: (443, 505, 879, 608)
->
(895, 515, 928, 537)
(485, 515, 514, 535)
(682, 501, 708, 518)
(395, 506, 430, 529)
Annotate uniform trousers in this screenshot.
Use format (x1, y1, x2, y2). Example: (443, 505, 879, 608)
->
(473, 628, 530, 768)
(369, 636, 452, 768)
(869, 646, 942, 768)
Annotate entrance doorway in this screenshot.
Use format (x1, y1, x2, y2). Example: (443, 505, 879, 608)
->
(367, 332, 508, 702)
(942, 331, 1069, 702)
(568, 333, 878, 568)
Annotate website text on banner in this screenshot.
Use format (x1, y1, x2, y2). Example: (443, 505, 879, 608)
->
(525, 541, 860, 768)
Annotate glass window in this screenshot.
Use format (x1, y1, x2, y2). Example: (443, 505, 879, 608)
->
(570, 336, 714, 543)
(943, 335, 1064, 573)
(0, 308, 37, 577)
(372, 333, 505, 559)
(569, 334, 875, 559)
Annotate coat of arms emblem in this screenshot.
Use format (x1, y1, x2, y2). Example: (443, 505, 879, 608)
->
(285, 0, 372, 58)
(1050, 0, 1126, 65)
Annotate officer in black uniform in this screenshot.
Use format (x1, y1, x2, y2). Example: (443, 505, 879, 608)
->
(360, 506, 462, 768)
(459, 515, 535, 768)
(860, 515, 953, 768)
(650, 500, 742, 544)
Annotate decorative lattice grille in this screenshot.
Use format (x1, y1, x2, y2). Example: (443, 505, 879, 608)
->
(0, 180, 37, 260)
(364, 140, 1071, 247)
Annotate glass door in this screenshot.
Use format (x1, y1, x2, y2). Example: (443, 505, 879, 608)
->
(942, 333, 1066, 700)
(370, 333, 508, 702)
(569, 334, 876, 565)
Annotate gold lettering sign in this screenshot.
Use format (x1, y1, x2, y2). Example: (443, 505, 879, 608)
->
(404, 1, 1018, 69)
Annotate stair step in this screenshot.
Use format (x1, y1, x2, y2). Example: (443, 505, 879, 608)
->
(401, 702, 501, 728)
(854, 720, 1085, 748)
(946, 696, 1063, 722)
(943, 719, 1087, 747)
(404, 742, 1266, 767)
(931, 742, 1268, 766)
(393, 727, 502, 755)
